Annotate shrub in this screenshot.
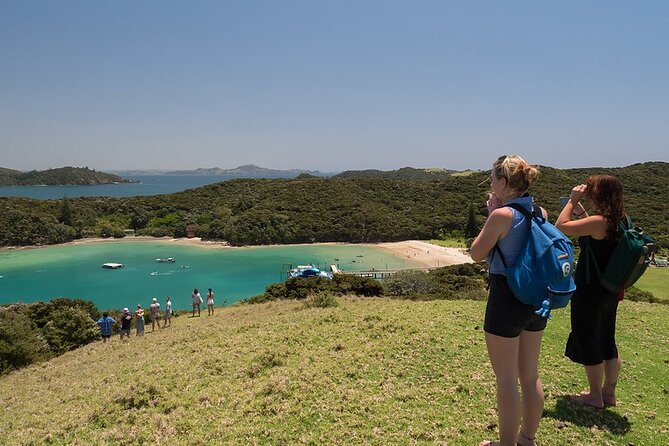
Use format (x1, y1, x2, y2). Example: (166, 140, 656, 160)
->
(41, 307, 100, 354)
(332, 275, 383, 297)
(384, 270, 439, 297)
(0, 308, 50, 374)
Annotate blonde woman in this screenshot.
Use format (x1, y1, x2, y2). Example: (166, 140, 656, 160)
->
(470, 155, 546, 446)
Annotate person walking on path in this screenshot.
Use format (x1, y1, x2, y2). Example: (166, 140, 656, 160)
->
(191, 288, 202, 317)
(135, 304, 145, 336)
(470, 155, 546, 446)
(556, 175, 624, 409)
(163, 296, 172, 328)
(96, 312, 116, 343)
(206, 288, 215, 316)
(149, 297, 161, 332)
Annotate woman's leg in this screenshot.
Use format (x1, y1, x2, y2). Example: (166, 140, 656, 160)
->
(517, 330, 544, 445)
(578, 363, 605, 408)
(484, 332, 521, 446)
(602, 355, 621, 406)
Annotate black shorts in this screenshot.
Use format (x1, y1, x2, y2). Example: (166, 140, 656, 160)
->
(484, 274, 547, 338)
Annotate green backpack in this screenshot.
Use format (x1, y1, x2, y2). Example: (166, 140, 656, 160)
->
(586, 215, 655, 294)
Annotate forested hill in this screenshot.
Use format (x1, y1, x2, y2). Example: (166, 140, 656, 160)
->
(0, 166, 131, 186)
(0, 162, 667, 249)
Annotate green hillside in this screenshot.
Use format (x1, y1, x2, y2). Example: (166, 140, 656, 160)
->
(0, 166, 130, 186)
(0, 162, 667, 249)
(0, 298, 667, 445)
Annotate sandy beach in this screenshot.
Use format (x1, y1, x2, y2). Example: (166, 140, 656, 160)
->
(371, 240, 473, 268)
(2, 237, 473, 268)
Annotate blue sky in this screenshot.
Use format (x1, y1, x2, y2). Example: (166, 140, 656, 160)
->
(1, 1, 667, 172)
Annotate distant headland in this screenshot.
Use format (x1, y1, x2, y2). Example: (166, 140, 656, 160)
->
(0, 166, 134, 186)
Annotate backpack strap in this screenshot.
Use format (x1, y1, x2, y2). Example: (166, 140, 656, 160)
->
(491, 202, 539, 269)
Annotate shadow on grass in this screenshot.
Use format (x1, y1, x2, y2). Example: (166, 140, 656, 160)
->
(544, 396, 631, 435)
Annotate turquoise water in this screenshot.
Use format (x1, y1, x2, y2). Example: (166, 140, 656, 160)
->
(0, 241, 416, 310)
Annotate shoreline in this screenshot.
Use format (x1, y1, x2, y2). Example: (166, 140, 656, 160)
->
(1, 237, 473, 268)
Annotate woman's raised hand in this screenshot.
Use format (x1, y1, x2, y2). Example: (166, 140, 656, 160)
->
(486, 192, 504, 214)
(569, 184, 587, 204)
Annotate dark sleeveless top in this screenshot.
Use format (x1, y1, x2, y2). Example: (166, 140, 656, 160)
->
(574, 236, 617, 290)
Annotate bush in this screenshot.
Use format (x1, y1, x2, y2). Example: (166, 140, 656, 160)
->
(0, 308, 50, 374)
(244, 274, 384, 304)
(384, 270, 440, 297)
(41, 307, 100, 354)
(332, 275, 384, 297)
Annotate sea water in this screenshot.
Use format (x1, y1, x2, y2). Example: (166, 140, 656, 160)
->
(0, 175, 232, 199)
(0, 241, 418, 310)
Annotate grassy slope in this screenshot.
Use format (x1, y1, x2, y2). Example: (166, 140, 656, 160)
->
(635, 267, 669, 302)
(1, 299, 667, 446)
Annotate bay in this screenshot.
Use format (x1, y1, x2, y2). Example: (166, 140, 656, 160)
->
(0, 175, 252, 199)
(0, 240, 417, 310)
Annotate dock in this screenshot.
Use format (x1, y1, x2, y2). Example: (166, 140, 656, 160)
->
(333, 266, 435, 279)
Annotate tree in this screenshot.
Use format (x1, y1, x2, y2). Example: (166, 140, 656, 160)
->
(58, 196, 73, 226)
(464, 202, 478, 239)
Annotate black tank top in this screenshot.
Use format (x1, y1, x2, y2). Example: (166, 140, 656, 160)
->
(575, 236, 617, 287)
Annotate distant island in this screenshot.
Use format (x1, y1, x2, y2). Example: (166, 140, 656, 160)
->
(0, 167, 134, 186)
(109, 164, 329, 178)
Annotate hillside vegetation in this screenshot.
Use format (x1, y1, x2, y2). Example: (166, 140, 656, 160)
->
(0, 298, 667, 445)
(0, 166, 130, 186)
(0, 162, 667, 248)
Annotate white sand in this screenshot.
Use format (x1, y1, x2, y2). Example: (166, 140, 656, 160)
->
(3, 237, 474, 267)
(370, 240, 473, 268)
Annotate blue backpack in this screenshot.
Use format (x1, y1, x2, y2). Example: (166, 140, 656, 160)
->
(494, 203, 576, 319)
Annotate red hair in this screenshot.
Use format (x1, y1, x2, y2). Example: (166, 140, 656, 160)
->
(585, 175, 624, 239)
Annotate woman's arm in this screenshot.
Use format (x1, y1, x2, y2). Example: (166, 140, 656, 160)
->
(556, 184, 607, 239)
(470, 207, 513, 262)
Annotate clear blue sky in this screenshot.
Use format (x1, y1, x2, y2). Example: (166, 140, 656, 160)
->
(2, 1, 667, 172)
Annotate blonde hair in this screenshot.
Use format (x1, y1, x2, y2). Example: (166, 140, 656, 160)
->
(492, 155, 539, 194)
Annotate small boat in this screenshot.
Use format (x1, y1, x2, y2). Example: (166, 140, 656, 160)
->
(102, 263, 124, 269)
(156, 257, 176, 263)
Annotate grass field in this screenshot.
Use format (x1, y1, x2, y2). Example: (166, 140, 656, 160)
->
(1, 298, 667, 445)
(635, 267, 669, 302)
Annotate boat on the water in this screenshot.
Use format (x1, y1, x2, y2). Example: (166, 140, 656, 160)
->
(102, 263, 124, 269)
(156, 257, 176, 263)
(288, 265, 333, 279)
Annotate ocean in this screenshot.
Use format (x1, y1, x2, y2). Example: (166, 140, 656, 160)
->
(0, 175, 259, 199)
(0, 240, 417, 310)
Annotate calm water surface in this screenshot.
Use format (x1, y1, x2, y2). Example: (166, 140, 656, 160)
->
(0, 175, 246, 199)
(0, 241, 417, 310)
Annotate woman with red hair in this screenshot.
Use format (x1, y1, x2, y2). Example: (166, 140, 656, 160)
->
(556, 175, 625, 409)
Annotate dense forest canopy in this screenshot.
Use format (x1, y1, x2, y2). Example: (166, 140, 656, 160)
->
(0, 166, 131, 186)
(0, 162, 667, 250)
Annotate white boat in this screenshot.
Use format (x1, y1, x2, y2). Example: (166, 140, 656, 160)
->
(102, 263, 124, 269)
(156, 257, 176, 263)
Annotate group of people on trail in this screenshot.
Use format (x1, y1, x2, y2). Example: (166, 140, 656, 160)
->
(471, 155, 626, 446)
(96, 288, 218, 341)
(95, 295, 177, 341)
